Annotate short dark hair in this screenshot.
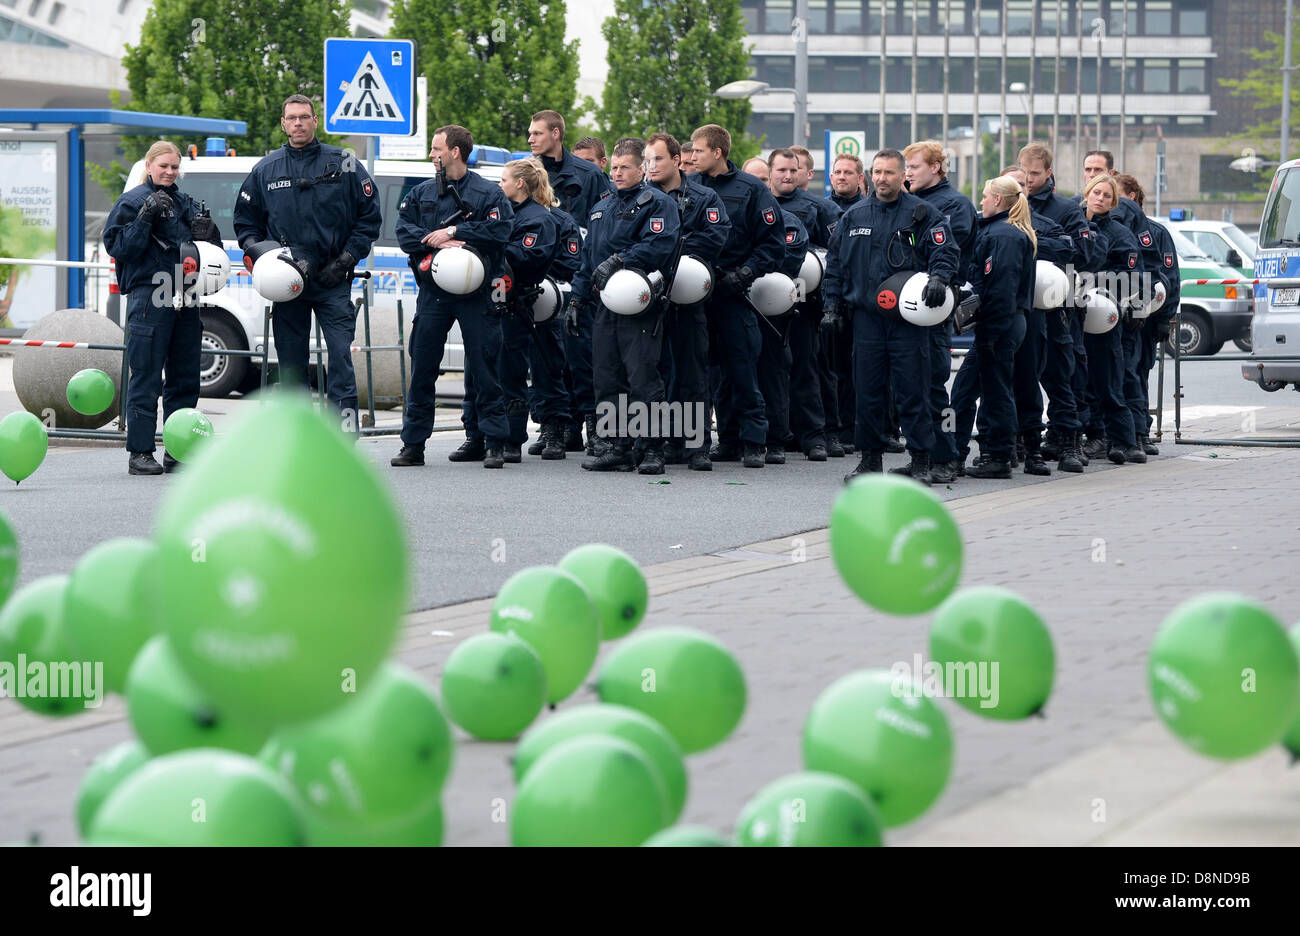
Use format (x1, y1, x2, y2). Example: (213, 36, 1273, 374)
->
(281, 94, 315, 117)
(573, 136, 606, 159)
(832, 153, 864, 174)
(872, 148, 905, 171)
(436, 125, 474, 163)
(531, 110, 566, 135)
(768, 147, 799, 168)
(691, 124, 731, 160)
(611, 137, 645, 162)
(645, 132, 681, 160)
(1086, 149, 1115, 171)
(1114, 172, 1145, 207)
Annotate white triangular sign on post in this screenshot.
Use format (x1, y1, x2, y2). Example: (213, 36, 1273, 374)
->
(330, 52, 405, 123)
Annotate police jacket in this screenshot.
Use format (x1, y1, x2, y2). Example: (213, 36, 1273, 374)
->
(1113, 197, 1165, 276)
(1029, 211, 1075, 268)
(1086, 210, 1145, 310)
(971, 211, 1035, 319)
(104, 179, 222, 293)
(571, 181, 681, 305)
(1146, 222, 1181, 327)
(503, 198, 558, 292)
(829, 191, 864, 212)
(395, 168, 515, 302)
(694, 160, 785, 276)
(1026, 174, 1103, 272)
(651, 175, 731, 264)
(776, 188, 840, 249)
(548, 207, 583, 283)
(233, 140, 381, 272)
(541, 148, 614, 225)
(822, 190, 959, 311)
(911, 178, 976, 272)
(779, 209, 810, 280)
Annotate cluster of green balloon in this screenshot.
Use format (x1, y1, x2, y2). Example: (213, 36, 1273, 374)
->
(161, 407, 214, 463)
(735, 772, 885, 846)
(441, 633, 546, 741)
(1286, 624, 1300, 761)
(0, 512, 17, 608)
(489, 566, 599, 706)
(1149, 593, 1300, 760)
(63, 538, 158, 694)
(558, 543, 648, 641)
(0, 576, 100, 715)
(803, 669, 952, 827)
(929, 586, 1056, 720)
(66, 369, 116, 417)
(0, 411, 48, 484)
(74, 740, 150, 838)
(830, 474, 963, 615)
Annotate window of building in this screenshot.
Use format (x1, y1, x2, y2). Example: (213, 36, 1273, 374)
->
(1006, 58, 1031, 87)
(741, 0, 760, 33)
(1143, 0, 1172, 35)
(48, 0, 61, 24)
(766, 0, 794, 33)
(1106, 0, 1137, 37)
(1177, 59, 1206, 94)
(1076, 0, 1100, 37)
(977, 1, 999, 35)
(979, 57, 1001, 93)
(1143, 58, 1171, 93)
(838, 0, 865, 33)
(1178, 0, 1208, 35)
(1007, 0, 1033, 35)
(941, 0, 968, 35)
(762, 54, 794, 88)
(833, 57, 867, 91)
(28, 0, 42, 15)
(913, 0, 935, 33)
(808, 0, 829, 33)
(0, 12, 68, 45)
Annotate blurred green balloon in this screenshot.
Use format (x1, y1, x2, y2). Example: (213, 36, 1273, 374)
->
(63, 538, 159, 694)
(162, 407, 213, 462)
(87, 749, 305, 846)
(75, 740, 150, 837)
(802, 669, 952, 826)
(736, 772, 885, 846)
(1286, 624, 1300, 761)
(558, 543, 648, 641)
(490, 566, 599, 704)
(0, 411, 48, 484)
(0, 511, 18, 608)
(515, 704, 687, 821)
(0, 575, 100, 716)
(152, 396, 408, 726)
(642, 825, 729, 847)
(594, 627, 746, 754)
(66, 369, 115, 416)
(295, 797, 444, 847)
(511, 735, 670, 846)
(929, 586, 1056, 720)
(440, 632, 546, 741)
(829, 474, 963, 615)
(125, 635, 270, 756)
(1149, 592, 1300, 760)
(261, 663, 452, 842)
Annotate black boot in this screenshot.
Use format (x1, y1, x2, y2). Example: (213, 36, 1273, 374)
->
(885, 435, 906, 454)
(567, 421, 586, 453)
(483, 446, 506, 469)
(1058, 432, 1084, 473)
(1073, 430, 1090, 467)
(826, 436, 845, 458)
(391, 444, 425, 467)
(806, 443, 828, 461)
(162, 450, 180, 473)
(582, 444, 635, 471)
(1107, 444, 1127, 465)
(583, 415, 599, 456)
(638, 446, 666, 475)
(889, 451, 932, 485)
(1122, 444, 1147, 464)
(1140, 435, 1159, 456)
(688, 451, 713, 471)
(1040, 428, 1060, 460)
(540, 421, 566, 460)
(967, 457, 1012, 479)
(448, 437, 485, 462)
(128, 451, 164, 475)
(1014, 437, 1026, 468)
(503, 443, 522, 464)
(1082, 434, 1108, 460)
(742, 443, 766, 468)
(764, 442, 785, 465)
(930, 460, 956, 484)
(843, 452, 883, 484)
(1022, 434, 1052, 476)
(527, 436, 545, 456)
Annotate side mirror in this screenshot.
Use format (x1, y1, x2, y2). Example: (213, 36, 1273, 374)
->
(1226, 249, 1243, 268)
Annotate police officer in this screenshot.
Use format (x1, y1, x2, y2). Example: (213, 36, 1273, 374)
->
(904, 141, 976, 483)
(828, 154, 866, 211)
(822, 148, 959, 484)
(233, 94, 381, 432)
(565, 137, 681, 474)
(104, 140, 222, 475)
(824, 153, 866, 454)
(525, 197, 584, 458)
(645, 132, 731, 471)
(755, 200, 810, 463)
(690, 124, 786, 469)
(390, 125, 515, 469)
(572, 136, 609, 173)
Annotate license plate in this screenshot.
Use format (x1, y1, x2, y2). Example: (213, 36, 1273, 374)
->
(1273, 288, 1299, 306)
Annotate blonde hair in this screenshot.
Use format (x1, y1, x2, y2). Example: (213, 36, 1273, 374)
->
(505, 157, 559, 208)
(144, 140, 181, 165)
(1083, 173, 1121, 212)
(984, 175, 1037, 257)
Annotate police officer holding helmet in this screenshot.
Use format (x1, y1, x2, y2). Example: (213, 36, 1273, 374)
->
(233, 94, 381, 431)
(104, 140, 224, 475)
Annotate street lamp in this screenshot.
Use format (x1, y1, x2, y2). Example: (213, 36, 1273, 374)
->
(1229, 148, 1277, 174)
(713, 80, 807, 150)
(1009, 81, 1027, 154)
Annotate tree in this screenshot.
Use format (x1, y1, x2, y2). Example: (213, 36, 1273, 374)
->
(390, 0, 578, 152)
(594, 0, 758, 163)
(1220, 23, 1300, 145)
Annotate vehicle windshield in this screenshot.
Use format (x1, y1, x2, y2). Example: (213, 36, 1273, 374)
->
(1159, 223, 1213, 262)
(1221, 224, 1257, 260)
(1259, 166, 1300, 247)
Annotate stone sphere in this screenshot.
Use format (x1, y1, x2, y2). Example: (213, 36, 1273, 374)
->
(13, 309, 123, 430)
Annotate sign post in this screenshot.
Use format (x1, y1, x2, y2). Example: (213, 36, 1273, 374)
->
(324, 38, 417, 138)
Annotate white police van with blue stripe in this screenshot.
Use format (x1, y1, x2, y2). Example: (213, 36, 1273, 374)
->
(1248, 158, 1300, 391)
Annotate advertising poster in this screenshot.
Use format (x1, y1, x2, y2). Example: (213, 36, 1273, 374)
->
(0, 138, 60, 329)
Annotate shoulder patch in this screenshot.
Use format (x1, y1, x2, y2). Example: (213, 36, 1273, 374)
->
(984, 257, 993, 275)
(649, 217, 665, 234)
(523, 233, 537, 248)
(363, 180, 373, 198)
(1079, 227, 1094, 239)
(488, 207, 500, 221)
(827, 221, 837, 237)
(1163, 252, 1174, 268)
(1127, 252, 1137, 269)
(762, 207, 776, 225)
(707, 207, 720, 224)
(931, 227, 946, 246)
(567, 238, 580, 255)
(785, 230, 796, 244)
(1139, 230, 1152, 247)
(590, 210, 603, 221)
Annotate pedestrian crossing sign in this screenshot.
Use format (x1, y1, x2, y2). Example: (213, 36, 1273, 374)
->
(324, 38, 416, 136)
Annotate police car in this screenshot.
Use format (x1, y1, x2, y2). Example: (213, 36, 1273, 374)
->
(1246, 158, 1300, 391)
(1165, 212, 1257, 352)
(105, 140, 513, 397)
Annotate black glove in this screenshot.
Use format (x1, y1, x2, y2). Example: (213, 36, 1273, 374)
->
(289, 256, 313, 282)
(819, 302, 842, 334)
(593, 254, 624, 291)
(190, 211, 219, 244)
(923, 274, 950, 308)
(137, 190, 173, 223)
(315, 251, 356, 289)
(564, 299, 584, 338)
(721, 265, 757, 297)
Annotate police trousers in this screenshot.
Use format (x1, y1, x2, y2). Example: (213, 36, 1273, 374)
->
(125, 283, 201, 453)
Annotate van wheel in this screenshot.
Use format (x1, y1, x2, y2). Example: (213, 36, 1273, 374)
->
(199, 316, 250, 398)
(1261, 379, 1286, 392)
(1163, 311, 1215, 357)
(1234, 335, 1253, 353)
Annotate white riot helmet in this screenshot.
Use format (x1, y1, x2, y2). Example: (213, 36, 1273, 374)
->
(532, 277, 563, 323)
(1133, 280, 1166, 320)
(420, 246, 486, 295)
(798, 248, 827, 294)
(1082, 288, 1120, 334)
(601, 269, 664, 315)
(669, 255, 713, 305)
(747, 272, 798, 317)
(897, 272, 955, 327)
(1033, 261, 1071, 310)
(251, 248, 305, 302)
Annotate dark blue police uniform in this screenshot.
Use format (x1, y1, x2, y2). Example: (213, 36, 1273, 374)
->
(825, 191, 864, 445)
(1083, 210, 1144, 455)
(754, 208, 810, 458)
(1132, 223, 1180, 445)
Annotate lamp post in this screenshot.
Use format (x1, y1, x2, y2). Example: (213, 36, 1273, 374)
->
(1010, 81, 1028, 160)
(714, 80, 806, 149)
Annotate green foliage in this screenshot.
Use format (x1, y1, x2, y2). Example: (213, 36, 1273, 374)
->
(390, 0, 579, 152)
(1220, 23, 1300, 142)
(595, 0, 759, 164)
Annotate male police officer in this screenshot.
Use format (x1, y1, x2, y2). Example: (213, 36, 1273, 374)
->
(572, 136, 609, 173)
(234, 94, 381, 429)
(822, 149, 959, 484)
(691, 124, 786, 468)
(828, 154, 866, 211)
(645, 132, 731, 470)
(391, 125, 515, 469)
(824, 153, 866, 452)
(565, 137, 681, 474)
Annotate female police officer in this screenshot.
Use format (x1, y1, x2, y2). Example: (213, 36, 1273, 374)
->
(104, 140, 223, 476)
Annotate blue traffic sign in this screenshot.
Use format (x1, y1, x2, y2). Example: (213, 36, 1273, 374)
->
(324, 38, 416, 136)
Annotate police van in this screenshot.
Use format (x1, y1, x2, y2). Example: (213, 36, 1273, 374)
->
(1246, 158, 1300, 392)
(107, 140, 514, 397)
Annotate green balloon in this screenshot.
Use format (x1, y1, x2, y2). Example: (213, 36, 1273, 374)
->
(87, 749, 305, 846)
(162, 407, 214, 462)
(829, 474, 963, 615)
(440, 632, 546, 740)
(642, 825, 729, 847)
(261, 663, 452, 840)
(735, 772, 885, 846)
(1285, 623, 1300, 761)
(929, 586, 1056, 720)
(294, 797, 444, 846)
(0, 510, 18, 608)
(515, 704, 687, 821)
(0, 575, 100, 716)
(125, 635, 271, 756)
(75, 740, 150, 837)
(594, 627, 746, 754)
(152, 396, 408, 726)
(511, 735, 670, 846)
(802, 669, 952, 826)
(558, 543, 649, 641)
(66, 368, 116, 417)
(490, 566, 599, 704)
(0, 411, 48, 484)
(63, 538, 159, 694)
(1149, 592, 1300, 760)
